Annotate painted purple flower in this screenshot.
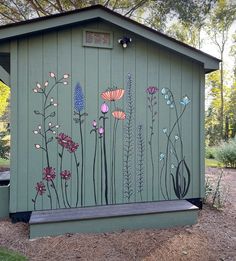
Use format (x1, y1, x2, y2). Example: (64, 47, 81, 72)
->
(43, 167, 56, 181)
(146, 86, 158, 95)
(67, 141, 79, 153)
(92, 120, 97, 127)
(98, 127, 104, 135)
(74, 83, 84, 112)
(56, 133, 72, 149)
(101, 102, 109, 114)
(35, 181, 46, 195)
(60, 170, 71, 180)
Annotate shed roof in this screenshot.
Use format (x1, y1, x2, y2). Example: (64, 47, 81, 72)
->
(0, 4, 220, 73)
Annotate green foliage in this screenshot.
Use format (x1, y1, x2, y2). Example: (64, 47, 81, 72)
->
(205, 158, 223, 168)
(205, 70, 236, 145)
(0, 131, 10, 160)
(205, 146, 216, 159)
(0, 247, 27, 261)
(0, 81, 10, 118)
(215, 139, 236, 168)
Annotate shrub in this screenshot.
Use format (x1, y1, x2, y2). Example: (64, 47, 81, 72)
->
(215, 139, 236, 168)
(0, 131, 10, 159)
(204, 169, 229, 209)
(205, 146, 216, 159)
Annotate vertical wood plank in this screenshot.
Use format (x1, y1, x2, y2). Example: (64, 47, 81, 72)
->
(28, 35, 43, 211)
(181, 59, 193, 198)
(9, 40, 18, 213)
(16, 38, 29, 211)
(57, 30, 72, 208)
(158, 48, 171, 201)
(200, 66, 205, 198)
(192, 62, 201, 197)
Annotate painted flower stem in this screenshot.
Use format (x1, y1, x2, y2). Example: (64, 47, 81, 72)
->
(91, 128, 98, 205)
(102, 115, 108, 205)
(99, 135, 103, 204)
(111, 118, 119, 204)
(148, 95, 155, 200)
(78, 111, 84, 207)
(59, 147, 67, 208)
(74, 152, 80, 207)
(65, 181, 71, 208)
(33, 192, 39, 211)
(50, 180, 61, 208)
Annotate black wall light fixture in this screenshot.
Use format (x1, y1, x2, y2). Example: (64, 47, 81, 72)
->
(118, 37, 132, 48)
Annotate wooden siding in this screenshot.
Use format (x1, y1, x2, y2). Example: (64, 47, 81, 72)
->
(10, 21, 203, 213)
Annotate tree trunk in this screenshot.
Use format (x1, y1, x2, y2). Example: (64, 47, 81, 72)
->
(220, 53, 224, 140)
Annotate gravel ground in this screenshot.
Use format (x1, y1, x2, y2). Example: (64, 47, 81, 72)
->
(0, 167, 235, 261)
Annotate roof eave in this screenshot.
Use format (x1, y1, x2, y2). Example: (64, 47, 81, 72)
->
(0, 5, 220, 73)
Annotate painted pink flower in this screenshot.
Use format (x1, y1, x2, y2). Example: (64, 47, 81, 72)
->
(101, 102, 109, 114)
(60, 170, 71, 180)
(43, 167, 56, 181)
(146, 86, 158, 95)
(35, 181, 46, 195)
(67, 141, 79, 153)
(56, 133, 72, 149)
(98, 127, 104, 135)
(92, 120, 97, 127)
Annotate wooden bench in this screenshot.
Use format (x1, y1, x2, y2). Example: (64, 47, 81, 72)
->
(29, 200, 198, 238)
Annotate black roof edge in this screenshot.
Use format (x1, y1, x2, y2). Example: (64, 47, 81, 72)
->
(0, 4, 221, 63)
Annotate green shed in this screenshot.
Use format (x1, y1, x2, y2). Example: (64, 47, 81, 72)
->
(0, 5, 220, 238)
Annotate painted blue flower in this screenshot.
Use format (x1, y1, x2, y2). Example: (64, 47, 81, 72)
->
(163, 128, 167, 134)
(74, 83, 84, 112)
(180, 96, 191, 106)
(159, 153, 165, 161)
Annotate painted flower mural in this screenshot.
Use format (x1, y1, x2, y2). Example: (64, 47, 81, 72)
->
(31, 70, 192, 211)
(146, 86, 158, 200)
(32, 72, 70, 210)
(160, 88, 191, 200)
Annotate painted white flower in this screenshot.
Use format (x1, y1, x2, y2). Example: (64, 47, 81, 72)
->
(160, 153, 165, 161)
(55, 125, 60, 128)
(33, 88, 38, 93)
(50, 98, 54, 102)
(53, 103, 58, 107)
(164, 94, 169, 100)
(49, 72, 56, 78)
(38, 125, 42, 130)
(48, 122, 52, 127)
(63, 81, 68, 85)
(175, 135, 179, 140)
(63, 74, 69, 79)
(33, 130, 38, 134)
(161, 88, 166, 95)
(171, 164, 175, 169)
(167, 100, 171, 105)
(170, 104, 174, 109)
(53, 131, 56, 134)
(35, 144, 41, 149)
(36, 83, 41, 88)
(44, 81, 49, 87)
(163, 128, 167, 134)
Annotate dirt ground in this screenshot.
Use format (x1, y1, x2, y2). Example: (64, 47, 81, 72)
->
(0, 168, 235, 261)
